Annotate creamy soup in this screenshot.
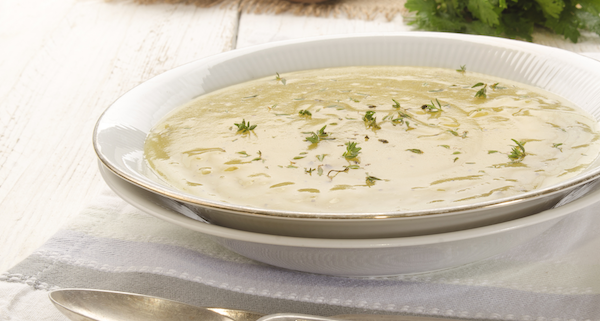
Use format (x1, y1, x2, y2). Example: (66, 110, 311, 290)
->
(144, 66, 600, 213)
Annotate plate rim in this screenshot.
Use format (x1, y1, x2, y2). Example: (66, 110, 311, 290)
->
(93, 31, 600, 220)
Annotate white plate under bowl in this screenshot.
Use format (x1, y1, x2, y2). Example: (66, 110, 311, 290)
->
(99, 161, 600, 277)
(94, 32, 600, 239)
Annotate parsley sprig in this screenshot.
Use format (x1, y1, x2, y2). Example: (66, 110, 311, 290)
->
(405, 0, 600, 43)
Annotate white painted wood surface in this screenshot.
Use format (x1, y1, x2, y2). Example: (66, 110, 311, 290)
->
(1, 0, 600, 273)
(0, 0, 239, 273)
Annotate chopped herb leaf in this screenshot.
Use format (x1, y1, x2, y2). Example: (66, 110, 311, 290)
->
(305, 125, 330, 144)
(366, 175, 381, 186)
(421, 98, 443, 112)
(343, 142, 361, 159)
(363, 111, 381, 129)
(406, 149, 424, 154)
(234, 119, 257, 133)
(275, 72, 286, 85)
(298, 109, 312, 117)
(473, 83, 488, 98)
(305, 133, 319, 144)
(553, 143, 563, 152)
(508, 139, 527, 161)
(251, 151, 263, 161)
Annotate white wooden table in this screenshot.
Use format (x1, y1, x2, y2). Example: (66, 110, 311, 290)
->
(2, 0, 600, 273)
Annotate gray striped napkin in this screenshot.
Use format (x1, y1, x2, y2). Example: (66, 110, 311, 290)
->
(2, 185, 600, 320)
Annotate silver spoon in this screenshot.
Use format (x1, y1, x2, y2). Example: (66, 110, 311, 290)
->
(49, 288, 466, 321)
(49, 288, 236, 321)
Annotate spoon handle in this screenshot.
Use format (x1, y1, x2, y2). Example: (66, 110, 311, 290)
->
(258, 313, 467, 321)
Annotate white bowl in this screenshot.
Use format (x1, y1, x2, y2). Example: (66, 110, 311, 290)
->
(94, 32, 600, 239)
(99, 161, 600, 276)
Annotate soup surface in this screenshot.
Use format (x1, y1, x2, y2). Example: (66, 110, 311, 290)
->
(144, 66, 600, 213)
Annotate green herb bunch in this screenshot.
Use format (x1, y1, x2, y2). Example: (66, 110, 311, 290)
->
(405, 0, 600, 42)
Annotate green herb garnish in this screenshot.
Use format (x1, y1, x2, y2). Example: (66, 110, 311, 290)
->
(343, 142, 361, 159)
(363, 111, 381, 129)
(473, 83, 487, 98)
(275, 72, 286, 85)
(252, 151, 263, 162)
(553, 143, 563, 152)
(298, 109, 312, 117)
(508, 139, 527, 161)
(406, 149, 424, 154)
(306, 133, 320, 144)
(421, 98, 443, 112)
(392, 99, 401, 109)
(456, 65, 466, 73)
(305, 125, 330, 144)
(234, 119, 257, 133)
(366, 175, 381, 186)
(404, 0, 600, 43)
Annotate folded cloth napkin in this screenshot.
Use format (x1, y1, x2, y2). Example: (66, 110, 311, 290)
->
(2, 180, 600, 321)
